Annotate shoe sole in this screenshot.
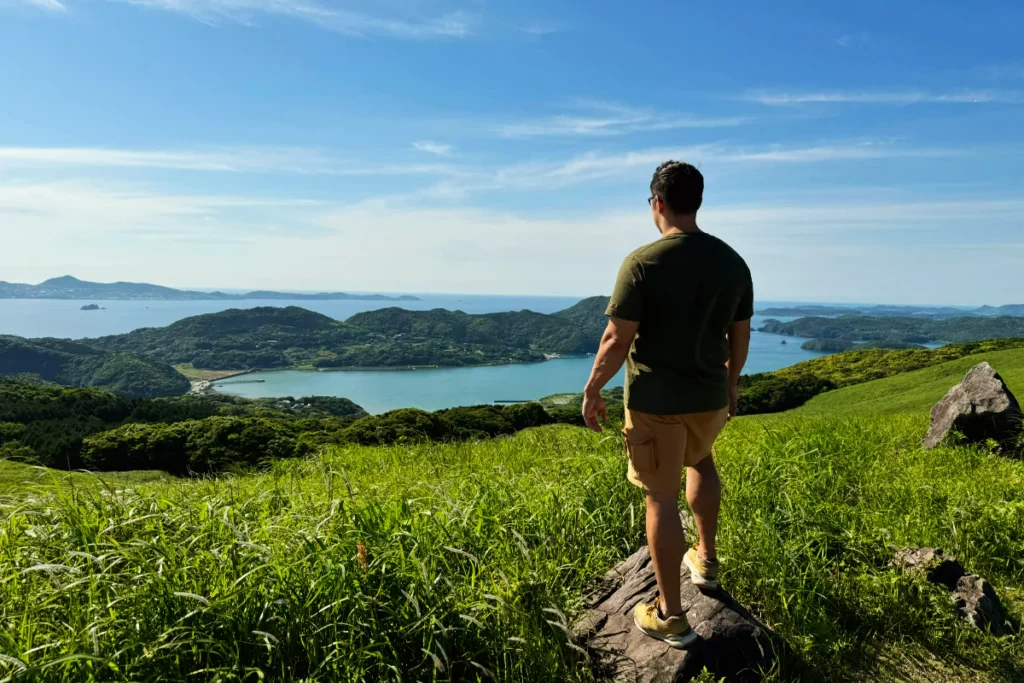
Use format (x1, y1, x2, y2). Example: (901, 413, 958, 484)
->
(684, 553, 719, 590)
(633, 615, 699, 649)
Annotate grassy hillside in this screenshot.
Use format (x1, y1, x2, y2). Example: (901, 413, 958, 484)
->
(2, 329, 1023, 680)
(1, 410, 1023, 680)
(738, 337, 1024, 415)
(0, 459, 169, 495)
(0, 334, 190, 397)
(793, 347, 1024, 417)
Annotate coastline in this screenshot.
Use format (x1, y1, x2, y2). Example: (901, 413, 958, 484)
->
(187, 369, 253, 395)
(201, 355, 596, 393)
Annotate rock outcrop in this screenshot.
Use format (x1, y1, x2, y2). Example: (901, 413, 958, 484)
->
(893, 547, 1011, 636)
(923, 362, 1022, 453)
(892, 547, 967, 590)
(574, 546, 774, 682)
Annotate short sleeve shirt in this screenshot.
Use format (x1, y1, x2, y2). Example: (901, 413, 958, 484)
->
(606, 231, 753, 415)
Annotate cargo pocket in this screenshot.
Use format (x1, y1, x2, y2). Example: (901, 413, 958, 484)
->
(622, 427, 658, 473)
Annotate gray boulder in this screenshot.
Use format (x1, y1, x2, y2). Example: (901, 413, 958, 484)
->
(574, 546, 774, 682)
(923, 362, 1022, 452)
(952, 575, 1010, 636)
(894, 547, 1011, 635)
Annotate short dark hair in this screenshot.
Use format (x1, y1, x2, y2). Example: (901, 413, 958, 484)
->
(650, 161, 704, 215)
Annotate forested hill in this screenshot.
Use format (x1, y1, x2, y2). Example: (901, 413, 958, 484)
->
(757, 303, 1024, 318)
(83, 302, 611, 371)
(0, 335, 190, 397)
(760, 315, 1024, 344)
(553, 296, 611, 324)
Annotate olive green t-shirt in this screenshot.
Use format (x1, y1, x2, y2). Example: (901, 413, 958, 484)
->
(605, 231, 754, 415)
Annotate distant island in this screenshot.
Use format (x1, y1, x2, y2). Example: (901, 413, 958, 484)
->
(758, 303, 1024, 319)
(80, 304, 102, 311)
(81, 298, 611, 372)
(0, 275, 421, 302)
(760, 315, 1024, 345)
(0, 299, 611, 396)
(800, 339, 927, 353)
(5, 296, 1024, 399)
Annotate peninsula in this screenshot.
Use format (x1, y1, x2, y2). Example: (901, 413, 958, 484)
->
(80, 298, 611, 372)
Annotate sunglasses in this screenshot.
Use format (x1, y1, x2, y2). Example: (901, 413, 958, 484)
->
(647, 195, 658, 207)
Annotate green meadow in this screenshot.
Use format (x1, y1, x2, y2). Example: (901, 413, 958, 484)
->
(792, 347, 1024, 417)
(1, 349, 1023, 681)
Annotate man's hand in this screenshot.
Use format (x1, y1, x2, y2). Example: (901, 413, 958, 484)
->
(728, 382, 740, 421)
(581, 318, 637, 433)
(582, 391, 609, 433)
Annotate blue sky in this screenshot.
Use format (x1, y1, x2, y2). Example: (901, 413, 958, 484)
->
(0, 0, 1022, 304)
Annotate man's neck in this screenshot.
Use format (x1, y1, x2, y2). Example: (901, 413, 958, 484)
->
(661, 217, 700, 236)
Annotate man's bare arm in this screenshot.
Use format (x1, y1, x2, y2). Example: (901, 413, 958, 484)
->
(582, 317, 639, 432)
(726, 319, 751, 419)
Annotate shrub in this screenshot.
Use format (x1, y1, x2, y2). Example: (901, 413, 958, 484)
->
(81, 418, 303, 474)
(739, 373, 838, 415)
(338, 409, 451, 446)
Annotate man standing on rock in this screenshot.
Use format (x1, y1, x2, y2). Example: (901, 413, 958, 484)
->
(582, 161, 753, 648)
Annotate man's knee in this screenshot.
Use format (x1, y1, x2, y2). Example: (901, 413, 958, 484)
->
(688, 454, 717, 475)
(644, 490, 680, 514)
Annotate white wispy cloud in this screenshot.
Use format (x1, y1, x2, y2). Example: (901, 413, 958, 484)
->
(703, 199, 1024, 227)
(3, 179, 1022, 301)
(836, 32, 871, 48)
(522, 22, 560, 37)
(748, 89, 1024, 105)
(0, 180, 328, 248)
(0, 146, 468, 177)
(412, 141, 454, 156)
(497, 100, 750, 137)
(709, 142, 960, 163)
(9, 0, 475, 38)
(18, 0, 66, 10)
(443, 141, 964, 193)
(0, 139, 953, 183)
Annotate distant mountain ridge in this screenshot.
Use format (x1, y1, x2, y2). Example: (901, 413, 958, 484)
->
(760, 315, 1024, 344)
(758, 303, 1024, 318)
(0, 275, 420, 302)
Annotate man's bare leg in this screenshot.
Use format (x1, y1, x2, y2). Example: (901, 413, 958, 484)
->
(686, 456, 721, 561)
(645, 490, 685, 615)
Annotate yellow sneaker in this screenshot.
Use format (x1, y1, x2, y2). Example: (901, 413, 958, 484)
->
(632, 601, 698, 649)
(684, 548, 719, 589)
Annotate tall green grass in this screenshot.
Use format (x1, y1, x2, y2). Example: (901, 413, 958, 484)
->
(1, 415, 1023, 681)
(0, 427, 643, 682)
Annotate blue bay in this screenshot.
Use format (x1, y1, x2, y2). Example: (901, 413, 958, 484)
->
(0, 297, 824, 414)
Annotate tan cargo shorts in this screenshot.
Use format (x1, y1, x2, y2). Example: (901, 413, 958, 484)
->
(622, 407, 729, 492)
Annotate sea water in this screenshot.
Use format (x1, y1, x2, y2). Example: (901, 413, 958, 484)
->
(208, 313, 819, 413)
(0, 294, 582, 339)
(0, 297, 823, 413)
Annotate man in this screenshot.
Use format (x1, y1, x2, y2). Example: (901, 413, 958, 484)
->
(582, 161, 753, 649)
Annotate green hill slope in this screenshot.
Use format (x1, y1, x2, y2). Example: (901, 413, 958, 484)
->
(1, 413, 1022, 680)
(792, 347, 1024, 417)
(0, 335, 189, 397)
